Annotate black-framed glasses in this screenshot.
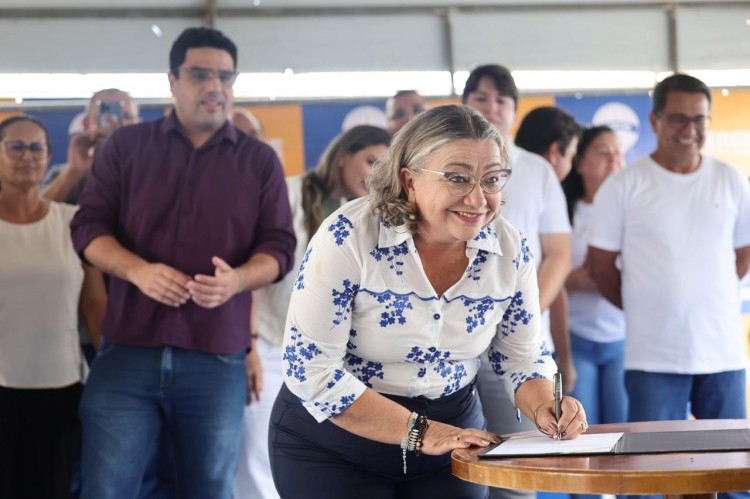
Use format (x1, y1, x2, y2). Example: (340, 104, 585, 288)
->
(2, 140, 48, 159)
(655, 112, 709, 130)
(419, 168, 512, 196)
(173, 66, 238, 85)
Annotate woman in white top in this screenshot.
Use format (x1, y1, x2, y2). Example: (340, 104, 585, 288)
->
(0, 115, 106, 499)
(268, 105, 587, 499)
(234, 125, 391, 499)
(562, 125, 627, 430)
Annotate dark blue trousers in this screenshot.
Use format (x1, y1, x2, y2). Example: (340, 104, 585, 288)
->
(269, 381, 489, 499)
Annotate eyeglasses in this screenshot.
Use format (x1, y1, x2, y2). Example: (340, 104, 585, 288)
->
(419, 168, 512, 196)
(655, 112, 709, 130)
(2, 140, 48, 159)
(173, 66, 238, 85)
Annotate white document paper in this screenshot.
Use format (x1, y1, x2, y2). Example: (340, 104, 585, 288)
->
(482, 432, 624, 457)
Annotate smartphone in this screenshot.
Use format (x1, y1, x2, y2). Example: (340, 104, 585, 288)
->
(97, 100, 123, 130)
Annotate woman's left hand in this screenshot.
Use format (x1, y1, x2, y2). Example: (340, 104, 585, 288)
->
(533, 396, 588, 440)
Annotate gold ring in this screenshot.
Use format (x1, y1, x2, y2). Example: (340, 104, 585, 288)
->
(582, 421, 589, 431)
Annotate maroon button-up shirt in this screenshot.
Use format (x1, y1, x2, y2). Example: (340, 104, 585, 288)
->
(71, 114, 296, 354)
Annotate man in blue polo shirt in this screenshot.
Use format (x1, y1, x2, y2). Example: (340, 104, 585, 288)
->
(71, 27, 295, 499)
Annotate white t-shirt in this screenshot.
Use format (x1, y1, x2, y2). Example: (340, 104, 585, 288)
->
(568, 201, 625, 343)
(588, 155, 750, 373)
(497, 142, 571, 349)
(0, 202, 85, 388)
(283, 197, 556, 422)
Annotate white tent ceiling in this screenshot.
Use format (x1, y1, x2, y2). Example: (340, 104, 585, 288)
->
(0, 0, 747, 73)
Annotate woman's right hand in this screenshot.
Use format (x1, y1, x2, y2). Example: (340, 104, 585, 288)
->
(420, 420, 501, 455)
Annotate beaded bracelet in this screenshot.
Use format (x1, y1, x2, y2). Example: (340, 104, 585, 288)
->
(401, 412, 429, 474)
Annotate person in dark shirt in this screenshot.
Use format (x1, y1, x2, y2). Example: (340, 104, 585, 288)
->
(70, 26, 296, 499)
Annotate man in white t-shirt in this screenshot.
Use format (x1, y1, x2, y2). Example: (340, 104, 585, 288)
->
(463, 64, 572, 499)
(588, 74, 750, 451)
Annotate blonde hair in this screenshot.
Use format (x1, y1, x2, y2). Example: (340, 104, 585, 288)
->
(369, 104, 509, 233)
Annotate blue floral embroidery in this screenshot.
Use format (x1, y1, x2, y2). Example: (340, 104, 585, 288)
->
(312, 393, 358, 418)
(283, 326, 322, 383)
(370, 241, 409, 277)
(346, 352, 385, 387)
(326, 369, 346, 389)
(474, 227, 491, 240)
(331, 279, 360, 327)
(499, 291, 533, 337)
(462, 295, 497, 334)
(406, 347, 467, 396)
(488, 346, 509, 377)
(512, 236, 532, 269)
(435, 361, 468, 396)
(466, 250, 488, 282)
(510, 371, 546, 391)
(376, 291, 413, 327)
(327, 214, 354, 246)
(294, 248, 312, 290)
(537, 341, 552, 363)
(346, 329, 358, 351)
(406, 346, 450, 364)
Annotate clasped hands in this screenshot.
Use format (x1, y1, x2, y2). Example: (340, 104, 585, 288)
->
(533, 396, 588, 440)
(131, 256, 244, 309)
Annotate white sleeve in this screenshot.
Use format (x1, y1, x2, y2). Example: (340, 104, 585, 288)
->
(731, 167, 750, 248)
(281, 212, 368, 422)
(539, 167, 571, 235)
(587, 172, 625, 252)
(487, 231, 557, 396)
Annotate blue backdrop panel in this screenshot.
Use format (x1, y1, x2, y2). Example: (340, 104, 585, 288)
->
(29, 106, 165, 168)
(557, 93, 656, 165)
(302, 100, 385, 170)
(26, 109, 78, 167)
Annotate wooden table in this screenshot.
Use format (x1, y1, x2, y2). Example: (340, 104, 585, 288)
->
(452, 419, 750, 499)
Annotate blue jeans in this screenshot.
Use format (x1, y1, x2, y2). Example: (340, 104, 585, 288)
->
(569, 335, 627, 499)
(625, 369, 748, 499)
(79, 340, 247, 499)
(569, 334, 627, 426)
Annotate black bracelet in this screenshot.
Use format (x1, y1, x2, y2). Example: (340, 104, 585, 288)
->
(406, 413, 429, 456)
(401, 412, 429, 474)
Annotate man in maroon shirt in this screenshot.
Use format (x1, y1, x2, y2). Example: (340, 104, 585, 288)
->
(71, 27, 295, 499)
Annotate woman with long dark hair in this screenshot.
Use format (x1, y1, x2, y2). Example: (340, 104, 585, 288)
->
(561, 126, 628, 434)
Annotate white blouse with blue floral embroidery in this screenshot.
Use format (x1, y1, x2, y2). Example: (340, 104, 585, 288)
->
(282, 197, 557, 423)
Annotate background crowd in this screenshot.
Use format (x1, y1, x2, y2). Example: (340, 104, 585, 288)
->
(0, 23, 748, 499)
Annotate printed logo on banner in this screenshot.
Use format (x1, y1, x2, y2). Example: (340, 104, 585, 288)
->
(592, 102, 640, 155)
(556, 94, 655, 164)
(341, 106, 388, 131)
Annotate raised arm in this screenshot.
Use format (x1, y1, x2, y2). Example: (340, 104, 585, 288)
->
(43, 132, 109, 202)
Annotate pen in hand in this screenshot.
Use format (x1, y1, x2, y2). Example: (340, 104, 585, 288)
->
(553, 372, 562, 441)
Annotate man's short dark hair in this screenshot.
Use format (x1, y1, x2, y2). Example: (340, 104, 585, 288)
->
(652, 73, 712, 114)
(169, 27, 238, 76)
(515, 106, 582, 157)
(461, 64, 518, 110)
